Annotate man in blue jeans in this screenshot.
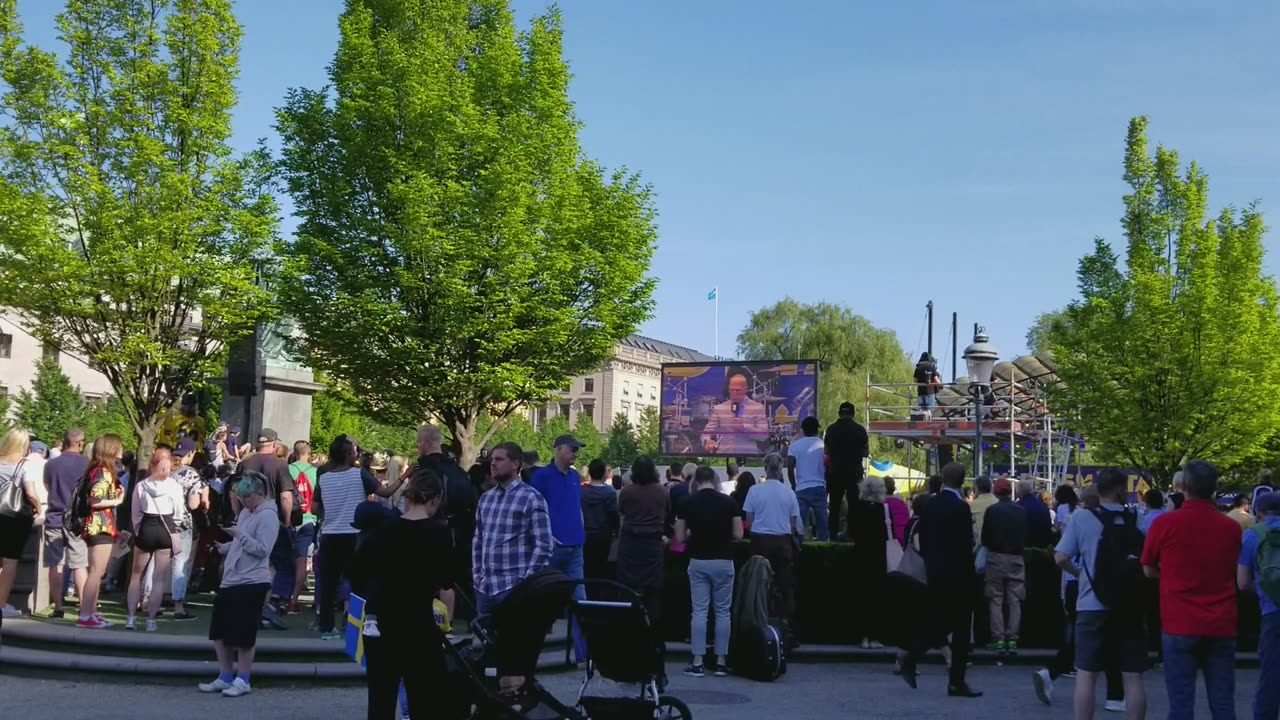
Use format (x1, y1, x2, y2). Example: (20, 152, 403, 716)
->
(529, 434, 588, 663)
(1142, 459, 1242, 720)
(1239, 492, 1280, 720)
(787, 416, 828, 541)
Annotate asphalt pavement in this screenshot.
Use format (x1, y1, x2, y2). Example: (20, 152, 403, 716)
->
(0, 660, 1263, 719)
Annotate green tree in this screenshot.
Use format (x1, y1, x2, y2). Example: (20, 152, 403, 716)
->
(1025, 309, 1068, 355)
(601, 413, 639, 469)
(0, 0, 279, 462)
(635, 405, 661, 458)
(572, 411, 603, 452)
(736, 299, 914, 464)
(84, 396, 138, 450)
(486, 414, 539, 459)
(14, 358, 87, 443)
(275, 0, 657, 466)
(310, 383, 416, 455)
(1052, 117, 1280, 488)
(535, 415, 571, 464)
(0, 393, 10, 433)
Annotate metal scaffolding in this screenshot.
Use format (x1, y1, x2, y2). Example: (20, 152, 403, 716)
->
(865, 351, 1083, 487)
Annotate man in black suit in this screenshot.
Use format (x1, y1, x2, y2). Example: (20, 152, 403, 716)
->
(901, 461, 983, 698)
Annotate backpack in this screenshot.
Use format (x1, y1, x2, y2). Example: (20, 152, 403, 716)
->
(1085, 507, 1146, 612)
(1251, 524, 1280, 606)
(729, 555, 787, 681)
(63, 477, 92, 537)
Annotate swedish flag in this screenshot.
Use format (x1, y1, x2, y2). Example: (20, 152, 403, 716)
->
(707, 287, 717, 300)
(344, 593, 367, 668)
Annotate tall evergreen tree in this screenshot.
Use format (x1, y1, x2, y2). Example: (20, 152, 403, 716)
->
(1053, 117, 1280, 487)
(14, 358, 87, 444)
(275, 0, 657, 465)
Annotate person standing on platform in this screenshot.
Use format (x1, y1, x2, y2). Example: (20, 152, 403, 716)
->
(788, 416, 828, 540)
(824, 402, 869, 541)
(528, 434, 589, 664)
(901, 461, 982, 698)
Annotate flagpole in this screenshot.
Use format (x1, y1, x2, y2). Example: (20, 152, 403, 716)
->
(714, 289, 719, 359)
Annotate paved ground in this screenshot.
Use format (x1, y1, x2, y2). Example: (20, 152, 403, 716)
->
(0, 661, 1262, 719)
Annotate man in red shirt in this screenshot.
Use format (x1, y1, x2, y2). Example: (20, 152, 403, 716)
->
(1141, 459, 1241, 720)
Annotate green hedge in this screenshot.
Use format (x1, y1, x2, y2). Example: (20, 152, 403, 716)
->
(652, 542, 1262, 651)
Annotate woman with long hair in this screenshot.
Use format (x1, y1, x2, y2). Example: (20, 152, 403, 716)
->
(1053, 484, 1079, 532)
(78, 434, 125, 628)
(848, 475, 890, 649)
(0, 428, 43, 618)
(730, 471, 756, 529)
(125, 448, 186, 631)
(616, 455, 670, 673)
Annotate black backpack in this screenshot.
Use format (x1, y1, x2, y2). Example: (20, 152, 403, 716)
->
(1086, 507, 1146, 612)
(63, 477, 92, 537)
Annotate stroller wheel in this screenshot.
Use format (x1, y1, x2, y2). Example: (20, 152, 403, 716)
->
(655, 695, 692, 720)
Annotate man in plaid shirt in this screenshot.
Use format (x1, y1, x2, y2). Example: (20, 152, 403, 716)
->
(473, 442, 553, 616)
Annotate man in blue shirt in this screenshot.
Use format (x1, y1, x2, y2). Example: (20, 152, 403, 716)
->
(1239, 492, 1280, 720)
(529, 434, 588, 663)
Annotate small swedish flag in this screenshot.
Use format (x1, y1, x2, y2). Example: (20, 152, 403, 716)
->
(707, 287, 717, 300)
(344, 593, 367, 668)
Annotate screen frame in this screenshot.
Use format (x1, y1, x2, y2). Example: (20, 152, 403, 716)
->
(657, 358, 821, 459)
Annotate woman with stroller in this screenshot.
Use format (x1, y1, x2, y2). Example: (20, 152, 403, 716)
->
(675, 465, 743, 677)
(350, 467, 457, 720)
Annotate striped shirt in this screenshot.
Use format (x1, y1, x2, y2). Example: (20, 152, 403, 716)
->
(472, 479, 553, 598)
(315, 466, 376, 535)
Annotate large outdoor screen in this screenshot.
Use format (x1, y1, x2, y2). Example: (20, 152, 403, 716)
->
(659, 360, 819, 458)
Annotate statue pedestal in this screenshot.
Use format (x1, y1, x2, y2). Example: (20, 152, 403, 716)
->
(220, 365, 324, 448)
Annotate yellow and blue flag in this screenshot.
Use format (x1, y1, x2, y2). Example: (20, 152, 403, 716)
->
(344, 593, 367, 667)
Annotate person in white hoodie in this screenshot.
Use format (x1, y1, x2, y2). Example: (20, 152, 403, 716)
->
(199, 472, 280, 699)
(124, 448, 185, 631)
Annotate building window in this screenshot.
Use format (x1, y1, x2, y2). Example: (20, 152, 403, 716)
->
(623, 380, 630, 396)
(559, 402, 571, 419)
(584, 378, 594, 393)
(42, 341, 59, 364)
(83, 394, 104, 407)
(650, 385, 657, 400)
(560, 381, 571, 393)
(0, 385, 7, 399)
(582, 403, 594, 421)
(536, 406, 547, 425)
(621, 401, 631, 419)
(0, 332, 10, 359)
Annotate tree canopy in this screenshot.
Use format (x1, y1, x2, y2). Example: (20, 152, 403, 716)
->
(1052, 117, 1280, 487)
(274, 0, 657, 466)
(14, 358, 86, 444)
(0, 0, 278, 460)
(736, 299, 913, 463)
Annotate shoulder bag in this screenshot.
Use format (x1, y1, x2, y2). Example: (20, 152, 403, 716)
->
(884, 502, 904, 569)
(0, 458, 32, 518)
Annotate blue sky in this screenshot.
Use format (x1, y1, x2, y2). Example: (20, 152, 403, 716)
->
(15, 1, 1280, 367)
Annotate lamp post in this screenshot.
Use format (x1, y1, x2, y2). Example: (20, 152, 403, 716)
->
(963, 328, 999, 478)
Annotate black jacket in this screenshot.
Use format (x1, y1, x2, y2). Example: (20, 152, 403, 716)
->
(918, 489, 975, 589)
(823, 417, 869, 478)
(981, 498, 1027, 555)
(581, 484, 619, 538)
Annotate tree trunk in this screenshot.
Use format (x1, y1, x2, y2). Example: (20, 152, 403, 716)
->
(134, 417, 162, 472)
(451, 415, 479, 468)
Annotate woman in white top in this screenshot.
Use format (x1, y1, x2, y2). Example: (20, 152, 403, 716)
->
(0, 428, 43, 618)
(125, 448, 185, 631)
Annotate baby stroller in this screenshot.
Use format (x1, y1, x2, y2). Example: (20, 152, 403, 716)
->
(448, 572, 691, 720)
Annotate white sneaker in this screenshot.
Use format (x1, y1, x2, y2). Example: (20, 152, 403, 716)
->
(145, 619, 157, 633)
(1105, 700, 1127, 712)
(221, 678, 252, 697)
(198, 678, 231, 693)
(363, 618, 381, 637)
(1, 604, 21, 618)
(1033, 668, 1053, 706)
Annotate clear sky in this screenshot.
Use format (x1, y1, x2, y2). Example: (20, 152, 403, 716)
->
(14, 1, 1280, 368)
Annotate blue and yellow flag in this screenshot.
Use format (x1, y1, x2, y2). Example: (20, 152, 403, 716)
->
(344, 593, 367, 667)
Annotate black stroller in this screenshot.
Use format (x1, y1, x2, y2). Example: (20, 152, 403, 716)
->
(447, 572, 692, 720)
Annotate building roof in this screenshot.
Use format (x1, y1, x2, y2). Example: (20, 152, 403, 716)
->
(622, 334, 715, 362)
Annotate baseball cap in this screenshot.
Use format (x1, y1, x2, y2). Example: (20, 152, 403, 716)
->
(257, 428, 279, 443)
(29, 440, 48, 456)
(993, 478, 1013, 495)
(229, 425, 241, 434)
(554, 434, 585, 450)
(174, 438, 197, 457)
(1256, 492, 1280, 515)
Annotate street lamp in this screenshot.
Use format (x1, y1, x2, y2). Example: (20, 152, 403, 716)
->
(963, 328, 999, 478)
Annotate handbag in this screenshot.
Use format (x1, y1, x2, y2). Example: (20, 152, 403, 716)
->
(883, 503, 904, 569)
(0, 459, 32, 518)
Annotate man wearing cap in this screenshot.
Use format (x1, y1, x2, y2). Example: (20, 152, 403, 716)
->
(528, 434, 589, 663)
(981, 477, 1027, 655)
(234, 429, 295, 524)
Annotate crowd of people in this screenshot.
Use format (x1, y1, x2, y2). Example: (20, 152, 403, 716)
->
(1, 393, 1278, 720)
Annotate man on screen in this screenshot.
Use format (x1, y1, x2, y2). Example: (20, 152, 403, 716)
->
(701, 371, 769, 455)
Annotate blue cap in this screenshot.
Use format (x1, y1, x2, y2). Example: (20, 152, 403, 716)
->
(29, 440, 48, 456)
